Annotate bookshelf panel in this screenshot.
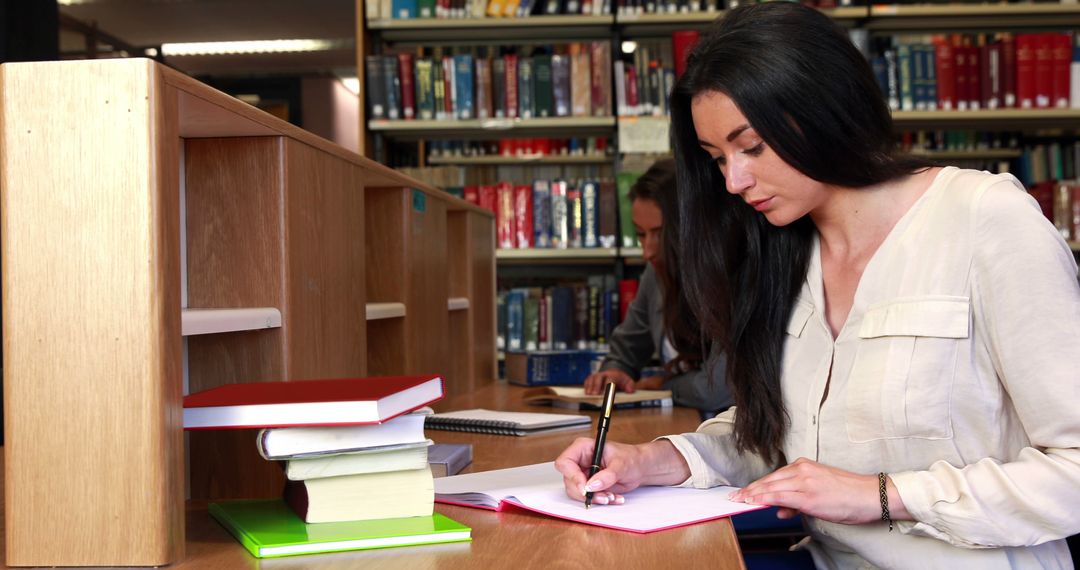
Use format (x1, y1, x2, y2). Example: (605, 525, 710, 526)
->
(283, 140, 367, 379)
(468, 209, 498, 386)
(367, 316, 407, 376)
(447, 308, 473, 398)
(1, 58, 184, 566)
(365, 187, 409, 303)
(406, 189, 451, 384)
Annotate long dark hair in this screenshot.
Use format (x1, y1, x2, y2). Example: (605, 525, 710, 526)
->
(628, 158, 707, 374)
(670, 2, 931, 465)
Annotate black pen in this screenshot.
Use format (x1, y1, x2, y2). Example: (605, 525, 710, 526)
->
(585, 382, 617, 509)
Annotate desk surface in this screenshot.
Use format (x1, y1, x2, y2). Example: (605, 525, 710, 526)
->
(2, 382, 746, 569)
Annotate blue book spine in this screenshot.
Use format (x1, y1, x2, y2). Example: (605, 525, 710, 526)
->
(392, 0, 418, 18)
(532, 179, 552, 248)
(453, 54, 475, 120)
(506, 289, 526, 351)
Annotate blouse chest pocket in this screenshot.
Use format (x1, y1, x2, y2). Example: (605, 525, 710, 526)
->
(846, 296, 970, 443)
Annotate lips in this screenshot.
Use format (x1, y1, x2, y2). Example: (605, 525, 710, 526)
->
(748, 197, 773, 212)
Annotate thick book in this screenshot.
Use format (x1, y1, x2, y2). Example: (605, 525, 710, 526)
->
(523, 386, 673, 410)
(434, 462, 765, 533)
(284, 467, 434, 523)
(256, 407, 431, 459)
(425, 408, 591, 436)
(428, 443, 473, 478)
(283, 440, 432, 480)
(210, 499, 471, 558)
(183, 375, 443, 430)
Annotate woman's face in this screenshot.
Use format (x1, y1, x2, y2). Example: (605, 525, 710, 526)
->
(691, 90, 829, 226)
(631, 197, 663, 267)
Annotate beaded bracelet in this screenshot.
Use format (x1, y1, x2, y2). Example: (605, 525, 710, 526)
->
(878, 472, 893, 532)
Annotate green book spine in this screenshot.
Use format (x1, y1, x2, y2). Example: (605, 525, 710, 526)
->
(415, 58, 436, 121)
(615, 171, 640, 248)
(533, 54, 554, 118)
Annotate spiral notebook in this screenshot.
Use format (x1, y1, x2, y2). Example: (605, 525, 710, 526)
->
(425, 408, 591, 436)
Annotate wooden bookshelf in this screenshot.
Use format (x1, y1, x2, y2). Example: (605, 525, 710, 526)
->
(369, 116, 617, 139)
(426, 154, 611, 165)
(496, 247, 621, 263)
(368, 15, 614, 41)
(892, 109, 1080, 129)
(866, 3, 1080, 29)
(1070, 240, 1080, 252)
(0, 58, 495, 567)
(908, 148, 1023, 160)
(365, 302, 407, 320)
(368, 14, 613, 29)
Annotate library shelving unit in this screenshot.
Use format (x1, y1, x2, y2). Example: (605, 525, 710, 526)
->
(0, 57, 495, 567)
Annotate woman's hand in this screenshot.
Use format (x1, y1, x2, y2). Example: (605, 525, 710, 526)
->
(729, 457, 910, 524)
(554, 438, 691, 506)
(583, 368, 636, 395)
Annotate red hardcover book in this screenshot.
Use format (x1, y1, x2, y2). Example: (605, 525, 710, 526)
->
(1028, 181, 1057, 223)
(1000, 33, 1017, 108)
(617, 278, 639, 323)
(514, 184, 534, 248)
(986, 41, 1002, 109)
(464, 185, 480, 205)
(496, 181, 516, 249)
(672, 30, 700, 80)
(183, 375, 444, 430)
(478, 184, 498, 214)
(475, 56, 494, 120)
(1016, 33, 1037, 108)
(933, 36, 956, 110)
(965, 44, 981, 110)
(442, 56, 455, 118)
(979, 40, 992, 110)
(1051, 32, 1072, 109)
(504, 53, 520, 119)
(953, 36, 969, 110)
(1034, 33, 1053, 108)
(626, 63, 640, 114)
(398, 52, 416, 120)
(591, 41, 612, 117)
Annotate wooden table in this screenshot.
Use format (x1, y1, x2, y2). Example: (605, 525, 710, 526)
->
(2, 381, 746, 569)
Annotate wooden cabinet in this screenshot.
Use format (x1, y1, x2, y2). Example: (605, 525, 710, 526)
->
(0, 57, 494, 567)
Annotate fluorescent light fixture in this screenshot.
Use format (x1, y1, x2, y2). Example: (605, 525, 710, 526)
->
(161, 38, 351, 57)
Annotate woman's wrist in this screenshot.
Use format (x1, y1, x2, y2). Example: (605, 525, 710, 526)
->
(884, 475, 911, 522)
(641, 439, 691, 486)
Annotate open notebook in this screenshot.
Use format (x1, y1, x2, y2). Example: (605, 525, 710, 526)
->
(434, 462, 766, 533)
(424, 409, 591, 436)
(523, 386, 673, 410)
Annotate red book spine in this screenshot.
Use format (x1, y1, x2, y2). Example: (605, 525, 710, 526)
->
(1001, 33, 1017, 108)
(1051, 32, 1072, 109)
(398, 53, 416, 120)
(1028, 181, 1056, 222)
(514, 184, 534, 248)
(1016, 34, 1037, 108)
(442, 56, 455, 117)
(987, 41, 1002, 109)
(1034, 33, 1053, 108)
(953, 37, 969, 110)
(965, 44, 981, 110)
(934, 38, 956, 110)
(496, 181, 516, 249)
(979, 42, 992, 110)
(464, 185, 480, 205)
(626, 64, 639, 113)
(672, 30, 700, 81)
(505, 54, 520, 119)
(478, 184, 498, 214)
(617, 278, 638, 323)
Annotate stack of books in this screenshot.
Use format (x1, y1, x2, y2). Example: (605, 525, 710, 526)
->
(183, 375, 473, 558)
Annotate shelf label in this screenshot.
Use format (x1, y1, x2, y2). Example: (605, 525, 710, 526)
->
(618, 116, 671, 154)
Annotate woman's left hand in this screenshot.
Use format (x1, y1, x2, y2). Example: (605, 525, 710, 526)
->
(729, 457, 906, 524)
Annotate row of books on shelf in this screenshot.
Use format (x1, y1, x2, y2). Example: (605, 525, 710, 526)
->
(899, 129, 1021, 153)
(427, 136, 612, 160)
(497, 276, 638, 353)
(460, 173, 641, 249)
(368, 0, 616, 20)
(1031, 180, 1080, 241)
(872, 32, 1080, 113)
(365, 43, 613, 122)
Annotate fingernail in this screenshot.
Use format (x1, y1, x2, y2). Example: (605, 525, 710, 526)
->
(728, 492, 741, 501)
(613, 496, 625, 505)
(585, 480, 600, 491)
(744, 496, 757, 504)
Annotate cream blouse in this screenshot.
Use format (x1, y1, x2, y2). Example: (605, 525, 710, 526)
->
(664, 167, 1080, 568)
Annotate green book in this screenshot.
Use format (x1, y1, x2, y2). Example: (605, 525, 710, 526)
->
(209, 499, 472, 559)
(615, 171, 641, 248)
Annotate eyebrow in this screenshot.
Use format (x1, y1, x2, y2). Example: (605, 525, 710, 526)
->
(697, 124, 752, 148)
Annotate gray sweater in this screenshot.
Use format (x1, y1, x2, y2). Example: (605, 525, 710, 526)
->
(599, 264, 733, 413)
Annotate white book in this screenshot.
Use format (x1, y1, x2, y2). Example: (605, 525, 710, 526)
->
(434, 462, 765, 533)
(284, 440, 433, 480)
(257, 408, 431, 459)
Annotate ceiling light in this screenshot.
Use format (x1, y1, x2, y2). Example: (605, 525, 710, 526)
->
(161, 38, 352, 57)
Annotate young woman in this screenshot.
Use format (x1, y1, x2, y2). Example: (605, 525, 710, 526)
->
(555, 3, 1080, 567)
(582, 158, 732, 416)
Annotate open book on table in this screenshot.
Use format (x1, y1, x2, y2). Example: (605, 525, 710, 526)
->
(523, 386, 673, 410)
(433, 462, 765, 533)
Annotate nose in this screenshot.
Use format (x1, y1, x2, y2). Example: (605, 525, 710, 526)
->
(724, 154, 754, 195)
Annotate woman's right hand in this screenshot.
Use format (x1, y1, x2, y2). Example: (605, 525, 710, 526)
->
(583, 368, 636, 395)
(554, 438, 691, 506)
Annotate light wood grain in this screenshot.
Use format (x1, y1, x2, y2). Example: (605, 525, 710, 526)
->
(469, 211, 498, 387)
(1, 58, 185, 565)
(282, 139, 367, 379)
(404, 189, 451, 384)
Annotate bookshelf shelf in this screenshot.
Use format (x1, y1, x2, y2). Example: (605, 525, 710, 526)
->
(1070, 241, 1080, 253)
(369, 117, 617, 139)
(180, 307, 282, 336)
(448, 297, 470, 311)
(369, 15, 613, 29)
(615, 6, 865, 32)
(865, 4, 1080, 29)
(496, 247, 620, 263)
(369, 15, 614, 41)
(426, 154, 612, 165)
(366, 302, 407, 320)
(892, 109, 1080, 129)
(908, 148, 1023, 160)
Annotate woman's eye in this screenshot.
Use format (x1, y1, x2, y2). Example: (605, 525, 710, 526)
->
(745, 142, 765, 156)
(714, 155, 726, 167)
